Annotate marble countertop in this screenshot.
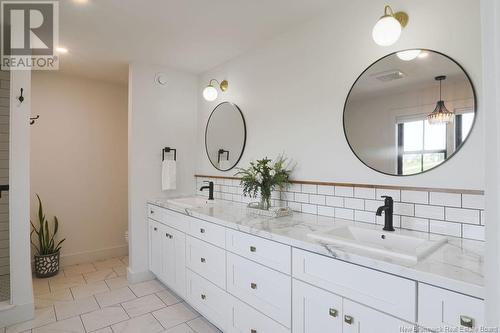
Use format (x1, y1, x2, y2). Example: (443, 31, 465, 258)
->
(148, 197, 484, 299)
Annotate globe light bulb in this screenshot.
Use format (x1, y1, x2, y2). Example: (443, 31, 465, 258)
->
(372, 15, 402, 46)
(203, 85, 218, 101)
(397, 49, 421, 61)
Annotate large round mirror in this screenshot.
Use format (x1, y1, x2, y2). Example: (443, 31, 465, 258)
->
(205, 102, 246, 171)
(343, 49, 476, 176)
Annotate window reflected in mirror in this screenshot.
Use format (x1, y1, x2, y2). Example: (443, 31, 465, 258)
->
(343, 50, 476, 176)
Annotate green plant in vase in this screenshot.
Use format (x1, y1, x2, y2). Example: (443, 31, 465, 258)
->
(30, 194, 65, 278)
(235, 155, 293, 210)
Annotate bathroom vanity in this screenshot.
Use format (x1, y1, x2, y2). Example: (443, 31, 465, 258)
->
(147, 197, 484, 333)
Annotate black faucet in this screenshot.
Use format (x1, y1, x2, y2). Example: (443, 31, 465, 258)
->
(199, 181, 214, 200)
(376, 196, 395, 231)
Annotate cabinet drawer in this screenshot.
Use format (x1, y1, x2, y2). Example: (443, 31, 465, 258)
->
(292, 248, 416, 322)
(343, 298, 411, 333)
(231, 297, 290, 333)
(226, 229, 291, 274)
(227, 252, 291, 328)
(292, 279, 343, 333)
(148, 204, 190, 233)
(186, 236, 226, 289)
(186, 269, 231, 332)
(188, 218, 226, 248)
(418, 283, 484, 330)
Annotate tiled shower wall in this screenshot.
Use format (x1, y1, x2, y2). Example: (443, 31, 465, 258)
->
(195, 176, 485, 241)
(0, 70, 9, 276)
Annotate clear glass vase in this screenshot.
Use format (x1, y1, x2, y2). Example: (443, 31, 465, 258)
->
(260, 195, 271, 210)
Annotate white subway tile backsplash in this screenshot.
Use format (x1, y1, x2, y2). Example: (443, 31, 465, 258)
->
(195, 176, 484, 241)
(335, 208, 354, 220)
(401, 190, 428, 204)
(401, 216, 429, 232)
(364, 200, 384, 212)
(375, 189, 401, 201)
(335, 186, 354, 197)
(317, 185, 335, 196)
(344, 198, 364, 210)
(325, 196, 344, 207)
(354, 187, 376, 199)
(415, 205, 445, 220)
(355, 210, 375, 224)
(301, 203, 317, 215)
(317, 206, 335, 217)
(393, 202, 414, 216)
(462, 194, 485, 210)
(462, 224, 485, 241)
(281, 192, 294, 201)
(429, 220, 461, 237)
(301, 184, 317, 194)
(445, 207, 480, 224)
(295, 193, 309, 203)
(429, 192, 461, 207)
(309, 194, 326, 205)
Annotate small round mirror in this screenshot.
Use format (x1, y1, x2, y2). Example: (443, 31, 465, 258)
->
(205, 102, 246, 171)
(343, 49, 476, 176)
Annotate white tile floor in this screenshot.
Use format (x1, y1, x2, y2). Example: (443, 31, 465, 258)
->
(2, 256, 221, 333)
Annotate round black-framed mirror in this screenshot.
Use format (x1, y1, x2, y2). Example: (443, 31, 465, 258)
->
(343, 49, 477, 176)
(205, 102, 247, 171)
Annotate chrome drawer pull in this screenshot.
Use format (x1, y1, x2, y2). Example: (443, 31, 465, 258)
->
(250, 282, 257, 290)
(460, 315, 473, 328)
(344, 315, 353, 325)
(200, 228, 205, 234)
(251, 330, 257, 333)
(329, 308, 338, 317)
(200, 258, 206, 263)
(250, 246, 257, 252)
(201, 294, 206, 300)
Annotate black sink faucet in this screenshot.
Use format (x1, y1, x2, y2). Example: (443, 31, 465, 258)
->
(376, 196, 395, 231)
(199, 181, 214, 200)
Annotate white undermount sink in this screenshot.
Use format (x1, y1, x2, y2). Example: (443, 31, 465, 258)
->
(166, 197, 215, 209)
(308, 226, 447, 262)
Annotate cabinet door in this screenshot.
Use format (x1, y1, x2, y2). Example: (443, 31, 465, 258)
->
(148, 220, 163, 277)
(342, 299, 411, 333)
(292, 279, 342, 333)
(162, 224, 186, 298)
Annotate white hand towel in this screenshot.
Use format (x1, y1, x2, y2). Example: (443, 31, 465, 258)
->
(162, 160, 176, 190)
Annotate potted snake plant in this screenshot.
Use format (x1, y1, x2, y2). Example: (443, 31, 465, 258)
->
(30, 194, 65, 278)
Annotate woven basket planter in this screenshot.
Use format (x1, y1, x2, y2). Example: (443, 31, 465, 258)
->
(34, 251, 60, 278)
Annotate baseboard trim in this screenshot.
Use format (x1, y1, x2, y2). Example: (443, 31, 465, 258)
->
(0, 301, 34, 328)
(60, 245, 128, 267)
(127, 267, 154, 284)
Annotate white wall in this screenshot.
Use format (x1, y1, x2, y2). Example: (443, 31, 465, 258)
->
(196, 0, 484, 190)
(481, 0, 500, 325)
(31, 72, 128, 265)
(128, 64, 197, 281)
(0, 70, 34, 327)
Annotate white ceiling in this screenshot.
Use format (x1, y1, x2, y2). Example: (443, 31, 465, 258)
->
(57, 0, 337, 84)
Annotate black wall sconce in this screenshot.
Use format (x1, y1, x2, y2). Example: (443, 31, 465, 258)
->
(18, 88, 24, 103)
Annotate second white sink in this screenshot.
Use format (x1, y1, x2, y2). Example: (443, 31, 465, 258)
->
(167, 196, 215, 209)
(308, 226, 447, 263)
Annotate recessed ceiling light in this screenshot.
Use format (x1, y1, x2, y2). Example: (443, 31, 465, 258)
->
(396, 49, 421, 61)
(418, 51, 429, 58)
(56, 47, 68, 54)
(73, 0, 88, 4)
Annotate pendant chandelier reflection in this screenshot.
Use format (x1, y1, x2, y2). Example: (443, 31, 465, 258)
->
(427, 75, 454, 124)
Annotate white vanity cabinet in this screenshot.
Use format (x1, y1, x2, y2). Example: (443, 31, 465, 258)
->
(418, 283, 484, 331)
(147, 203, 483, 333)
